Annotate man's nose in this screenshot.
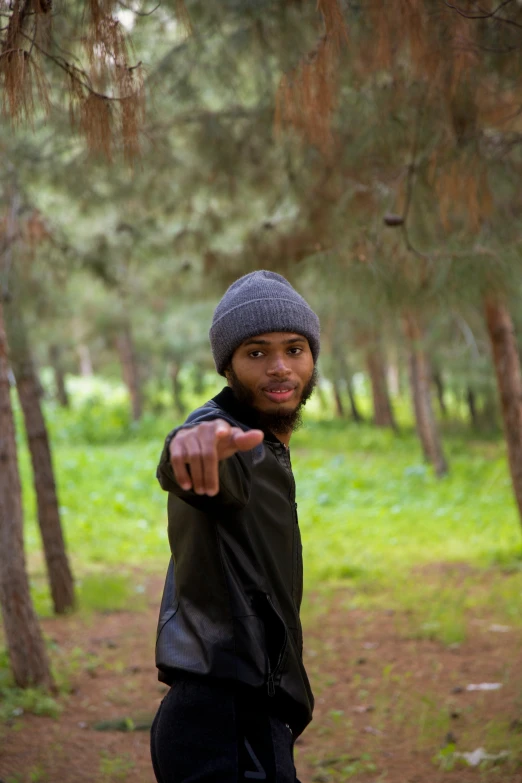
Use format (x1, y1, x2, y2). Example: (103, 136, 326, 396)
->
(267, 355, 291, 376)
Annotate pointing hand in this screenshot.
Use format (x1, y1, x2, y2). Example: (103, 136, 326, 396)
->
(169, 419, 264, 496)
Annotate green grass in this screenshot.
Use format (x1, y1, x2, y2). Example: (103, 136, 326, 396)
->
(76, 573, 148, 614)
(292, 420, 521, 580)
(11, 380, 522, 636)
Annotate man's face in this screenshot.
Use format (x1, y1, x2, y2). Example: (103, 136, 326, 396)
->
(226, 332, 317, 435)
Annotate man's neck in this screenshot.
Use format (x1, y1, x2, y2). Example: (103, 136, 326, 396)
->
(275, 431, 291, 448)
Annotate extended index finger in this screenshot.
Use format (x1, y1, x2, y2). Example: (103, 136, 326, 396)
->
(217, 427, 264, 460)
(232, 429, 264, 451)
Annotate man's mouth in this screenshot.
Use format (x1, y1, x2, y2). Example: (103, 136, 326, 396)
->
(262, 385, 297, 404)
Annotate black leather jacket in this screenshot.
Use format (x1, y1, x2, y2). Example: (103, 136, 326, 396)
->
(155, 386, 314, 737)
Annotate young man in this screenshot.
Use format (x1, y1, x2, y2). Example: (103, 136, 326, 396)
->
(151, 270, 320, 783)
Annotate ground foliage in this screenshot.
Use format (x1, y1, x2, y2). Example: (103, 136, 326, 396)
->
(1, 382, 522, 781)
(13, 381, 522, 620)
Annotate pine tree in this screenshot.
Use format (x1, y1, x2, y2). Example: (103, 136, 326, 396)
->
(6, 289, 76, 614)
(0, 0, 147, 159)
(0, 194, 53, 688)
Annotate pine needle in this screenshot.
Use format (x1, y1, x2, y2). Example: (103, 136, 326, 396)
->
(175, 0, 193, 38)
(275, 0, 348, 154)
(120, 66, 145, 163)
(317, 0, 349, 51)
(80, 93, 113, 161)
(276, 36, 339, 154)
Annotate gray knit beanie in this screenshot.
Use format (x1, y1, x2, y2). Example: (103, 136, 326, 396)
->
(209, 270, 320, 375)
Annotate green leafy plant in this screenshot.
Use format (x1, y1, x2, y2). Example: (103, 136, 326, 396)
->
(98, 751, 135, 781)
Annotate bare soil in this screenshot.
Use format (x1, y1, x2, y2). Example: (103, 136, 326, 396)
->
(1, 572, 522, 783)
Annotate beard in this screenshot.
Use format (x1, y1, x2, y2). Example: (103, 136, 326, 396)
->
(227, 366, 319, 436)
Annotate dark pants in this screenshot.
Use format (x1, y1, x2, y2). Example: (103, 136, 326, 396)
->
(150, 674, 301, 782)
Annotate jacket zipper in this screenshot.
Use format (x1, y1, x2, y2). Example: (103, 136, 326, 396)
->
(266, 593, 288, 697)
(287, 452, 301, 608)
(266, 445, 295, 696)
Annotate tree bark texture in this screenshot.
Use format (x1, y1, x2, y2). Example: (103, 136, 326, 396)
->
(466, 387, 478, 429)
(170, 362, 185, 417)
(116, 324, 142, 421)
(7, 307, 75, 615)
(337, 353, 363, 423)
(403, 313, 448, 477)
(365, 347, 397, 430)
(0, 299, 53, 688)
(332, 379, 345, 418)
(484, 298, 522, 525)
(347, 379, 363, 423)
(49, 344, 69, 407)
(433, 370, 447, 417)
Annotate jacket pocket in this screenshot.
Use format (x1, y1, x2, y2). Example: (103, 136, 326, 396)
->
(155, 602, 180, 644)
(260, 593, 288, 697)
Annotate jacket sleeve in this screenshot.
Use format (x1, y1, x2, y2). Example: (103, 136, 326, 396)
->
(156, 420, 255, 512)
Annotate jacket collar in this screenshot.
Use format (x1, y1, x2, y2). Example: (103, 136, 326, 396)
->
(212, 386, 282, 445)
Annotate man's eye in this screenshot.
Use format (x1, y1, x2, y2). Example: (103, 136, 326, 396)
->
(249, 351, 264, 358)
(289, 348, 303, 355)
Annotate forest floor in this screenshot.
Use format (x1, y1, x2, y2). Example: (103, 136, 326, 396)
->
(4, 404, 522, 782)
(1, 564, 522, 783)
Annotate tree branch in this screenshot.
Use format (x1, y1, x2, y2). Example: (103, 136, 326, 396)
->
(16, 28, 143, 102)
(455, 39, 522, 53)
(401, 98, 428, 261)
(445, 0, 522, 30)
(453, 312, 482, 360)
(116, 1, 160, 17)
(445, 0, 514, 19)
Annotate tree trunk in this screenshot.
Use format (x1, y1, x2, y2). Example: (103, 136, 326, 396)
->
(116, 324, 142, 421)
(170, 361, 185, 417)
(484, 297, 522, 524)
(433, 370, 447, 417)
(365, 346, 397, 430)
(403, 313, 448, 477)
(49, 344, 69, 407)
(332, 379, 345, 418)
(316, 382, 328, 412)
(347, 378, 364, 423)
(7, 307, 75, 615)
(466, 387, 478, 429)
(77, 343, 93, 376)
(337, 353, 363, 423)
(0, 299, 53, 689)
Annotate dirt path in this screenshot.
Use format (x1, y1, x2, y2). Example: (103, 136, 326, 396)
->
(1, 574, 522, 783)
